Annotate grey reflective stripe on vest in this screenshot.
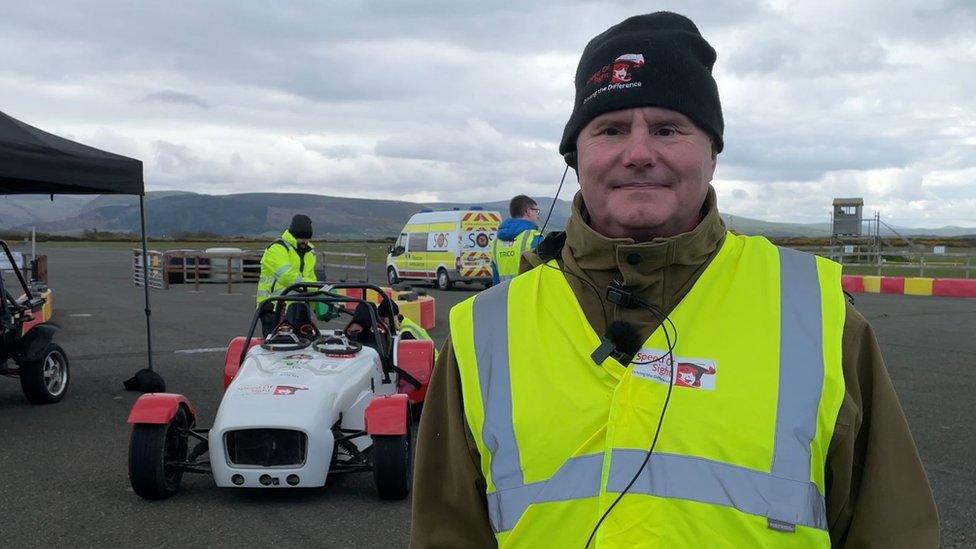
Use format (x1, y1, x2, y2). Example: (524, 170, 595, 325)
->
(520, 230, 539, 254)
(470, 248, 828, 533)
(472, 280, 524, 506)
(486, 453, 604, 533)
(773, 247, 823, 482)
(607, 450, 827, 529)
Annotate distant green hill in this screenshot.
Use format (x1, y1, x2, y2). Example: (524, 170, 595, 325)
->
(3, 191, 973, 239)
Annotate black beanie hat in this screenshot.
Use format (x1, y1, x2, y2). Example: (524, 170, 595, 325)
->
(289, 214, 313, 239)
(560, 12, 724, 159)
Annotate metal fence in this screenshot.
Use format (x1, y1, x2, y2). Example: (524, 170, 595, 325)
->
(132, 249, 370, 292)
(132, 250, 166, 289)
(319, 251, 369, 282)
(815, 247, 974, 278)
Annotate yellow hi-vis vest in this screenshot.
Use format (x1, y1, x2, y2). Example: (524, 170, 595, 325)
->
(256, 230, 316, 307)
(492, 228, 540, 282)
(450, 233, 845, 547)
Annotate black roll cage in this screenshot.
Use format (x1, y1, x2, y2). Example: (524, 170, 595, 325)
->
(243, 282, 419, 388)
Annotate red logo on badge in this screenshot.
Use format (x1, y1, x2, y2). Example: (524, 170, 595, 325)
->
(675, 362, 717, 388)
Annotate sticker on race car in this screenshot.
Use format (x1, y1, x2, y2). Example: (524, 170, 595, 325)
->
(234, 384, 275, 395)
(273, 385, 308, 395)
(284, 353, 315, 360)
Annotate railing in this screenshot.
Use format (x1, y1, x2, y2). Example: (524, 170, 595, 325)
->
(319, 251, 369, 282)
(132, 248, 372, 292)
(132, 250, 166, 289)
(819, 248, 974, 278)
(133, 249, 262, 293)
(162, 250, 262, 293)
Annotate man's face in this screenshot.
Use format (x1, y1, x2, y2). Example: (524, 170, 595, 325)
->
(575, 106, 716, 240)
(297, 238, 310, 247)
(525, 204, 541, 224)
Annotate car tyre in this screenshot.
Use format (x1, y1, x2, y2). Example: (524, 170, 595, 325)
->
(436, 268, 453, 291)
(19, 342, 69, 404)
(129, 407, 190, 500)
(372, 422, 411, 500)
(387, 267, 399, 285)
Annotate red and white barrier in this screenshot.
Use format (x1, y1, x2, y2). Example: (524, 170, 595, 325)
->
(842, 275, 976, 298)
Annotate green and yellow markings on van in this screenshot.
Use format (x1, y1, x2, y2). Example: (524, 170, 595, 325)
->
(427, 222, 456, 232)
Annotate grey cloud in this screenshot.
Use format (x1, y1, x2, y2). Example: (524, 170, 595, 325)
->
(141, 90, 211, 109)
(1, 1, 974, 227)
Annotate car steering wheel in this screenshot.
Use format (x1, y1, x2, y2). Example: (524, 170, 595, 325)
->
(313, 334, 362, 356)
(261, 329, 311, 351)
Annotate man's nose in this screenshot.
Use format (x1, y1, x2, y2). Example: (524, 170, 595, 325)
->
(621, 130, 660, 168)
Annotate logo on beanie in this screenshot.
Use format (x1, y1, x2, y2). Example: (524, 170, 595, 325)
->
(583, 53, 645, 105)
(587, 53, 645, 86)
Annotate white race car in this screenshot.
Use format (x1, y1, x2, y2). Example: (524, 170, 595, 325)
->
(126, 283, 434, 500)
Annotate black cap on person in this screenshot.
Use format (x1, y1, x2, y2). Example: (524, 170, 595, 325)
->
(559, 11, 724, 157)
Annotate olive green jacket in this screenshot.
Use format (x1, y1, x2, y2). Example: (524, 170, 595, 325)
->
(410, 187, 939, 548)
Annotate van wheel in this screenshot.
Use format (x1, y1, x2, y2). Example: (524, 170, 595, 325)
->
(436, 269, 453, 291)
(387, 267, 399, 285)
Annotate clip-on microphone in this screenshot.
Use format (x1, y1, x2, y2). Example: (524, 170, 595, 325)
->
(591, 320, 641, 366)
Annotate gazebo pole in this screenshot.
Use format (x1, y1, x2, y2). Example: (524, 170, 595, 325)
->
(140, 195, 154, 372)
(124, 194, 165, 392)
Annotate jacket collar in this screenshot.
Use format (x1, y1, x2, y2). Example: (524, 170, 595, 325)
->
(281, 230, 314, 249)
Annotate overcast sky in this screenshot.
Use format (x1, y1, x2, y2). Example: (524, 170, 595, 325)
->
(2, 1, 974, 227)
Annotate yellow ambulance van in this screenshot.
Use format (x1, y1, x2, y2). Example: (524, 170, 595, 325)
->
(386, 208, 501, 290)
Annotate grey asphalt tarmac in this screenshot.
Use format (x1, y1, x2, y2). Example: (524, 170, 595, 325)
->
(0, 246, 973, 547)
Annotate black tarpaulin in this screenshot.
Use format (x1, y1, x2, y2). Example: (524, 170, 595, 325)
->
(0, 110, 144, 195)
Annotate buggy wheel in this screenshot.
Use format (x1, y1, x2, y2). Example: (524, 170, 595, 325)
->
(387, 267, 400, 285)
(372, 423, 412, 500)
(436, 268, 453, 291)
(19, 342, 69, 404)
(129, 407, 190, 500)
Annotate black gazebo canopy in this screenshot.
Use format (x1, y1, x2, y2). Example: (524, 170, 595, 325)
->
(0, 109, 163, 391)
(0, 110, 144, 195)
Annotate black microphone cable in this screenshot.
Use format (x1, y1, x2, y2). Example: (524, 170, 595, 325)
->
(540, 164, 570, 236)
(584, 300, 678, 549)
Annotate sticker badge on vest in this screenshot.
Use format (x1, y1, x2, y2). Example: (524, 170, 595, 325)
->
(632, 349, 717, 390)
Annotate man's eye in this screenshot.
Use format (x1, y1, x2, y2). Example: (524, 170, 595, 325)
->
(655, 126, 677, 137)
(602, 127, 623, 136)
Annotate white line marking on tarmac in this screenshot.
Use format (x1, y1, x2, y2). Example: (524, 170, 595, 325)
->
(68, 313, 93, 317)
(174, 347, 227, 354)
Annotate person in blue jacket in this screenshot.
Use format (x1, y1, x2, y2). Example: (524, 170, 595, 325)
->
(491, 195, 543, 284)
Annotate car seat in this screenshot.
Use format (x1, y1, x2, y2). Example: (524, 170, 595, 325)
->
(275, 302, 320, 339)
(345, 300, 397, 350)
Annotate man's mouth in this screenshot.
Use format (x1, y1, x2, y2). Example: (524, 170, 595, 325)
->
(613, 181, 670, 189)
